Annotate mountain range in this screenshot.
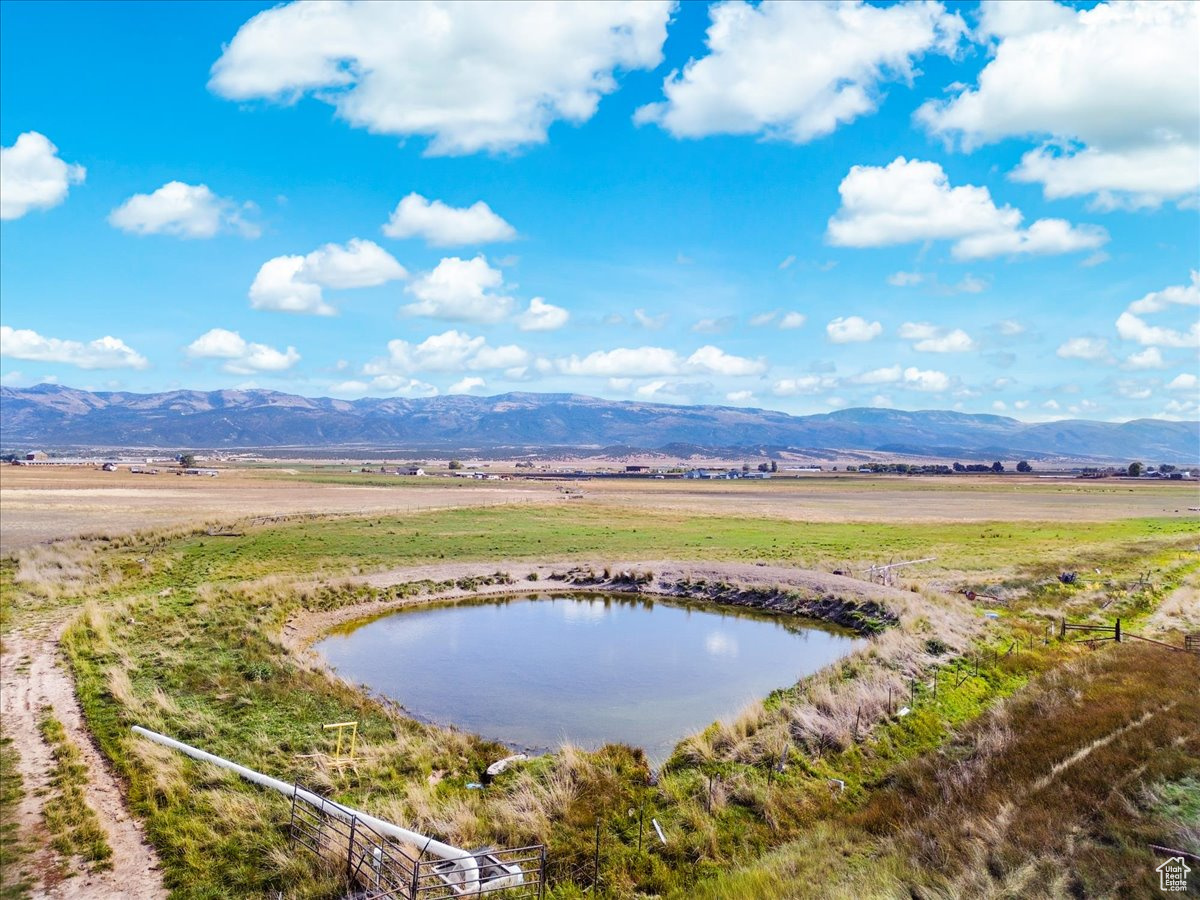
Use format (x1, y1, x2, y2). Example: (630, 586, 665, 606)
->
(1, 383, 1196, 463)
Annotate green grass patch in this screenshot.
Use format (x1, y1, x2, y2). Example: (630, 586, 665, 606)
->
(0, 733, 32, 900)
(37, 709, 112, 872)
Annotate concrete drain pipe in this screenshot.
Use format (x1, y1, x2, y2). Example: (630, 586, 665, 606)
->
(131, 726, 490, 893)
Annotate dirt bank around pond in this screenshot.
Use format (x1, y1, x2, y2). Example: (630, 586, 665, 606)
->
(281, 558, 925, 659)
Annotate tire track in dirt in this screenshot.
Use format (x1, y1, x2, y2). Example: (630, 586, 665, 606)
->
(1030, 701, 1176, 794)
(0, 621, 166, 899)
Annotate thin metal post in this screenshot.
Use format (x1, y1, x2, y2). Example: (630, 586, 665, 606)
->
(347, 815, 357, 882)
(1115, 618, 1121, 643)
(594, 819, 602, 894)
(638, 800, 644, 854)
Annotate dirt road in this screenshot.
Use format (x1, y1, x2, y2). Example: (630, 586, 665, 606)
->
(1, 620, 166, 899)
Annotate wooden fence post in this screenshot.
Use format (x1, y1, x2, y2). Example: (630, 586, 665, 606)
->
(1115, 618, 1121, 643)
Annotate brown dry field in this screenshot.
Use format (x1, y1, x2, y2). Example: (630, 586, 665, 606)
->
(0, 467, 549, 551)
(578, 474, 1200, 522)
(2, 465, 1197, 551)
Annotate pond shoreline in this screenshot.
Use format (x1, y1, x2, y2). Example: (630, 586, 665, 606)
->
(281, 558, 916, 664)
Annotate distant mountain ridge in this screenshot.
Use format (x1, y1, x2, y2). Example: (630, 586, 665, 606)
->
(1, 383, 1196, 462)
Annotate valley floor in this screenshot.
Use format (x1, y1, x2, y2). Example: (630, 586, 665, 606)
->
(0, 472, 1197, 898)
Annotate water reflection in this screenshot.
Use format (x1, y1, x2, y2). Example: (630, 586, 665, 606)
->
(316, 593, 863, 764)
(704, 631, 739, 658)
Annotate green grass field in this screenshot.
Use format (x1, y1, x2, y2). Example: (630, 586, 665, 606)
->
(3, 500, 1197, 898)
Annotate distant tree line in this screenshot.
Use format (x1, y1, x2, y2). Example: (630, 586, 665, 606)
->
(842, 460, 1039, 475)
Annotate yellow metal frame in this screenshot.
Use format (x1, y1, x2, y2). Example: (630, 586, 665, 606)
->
(323, 721, 358, 765)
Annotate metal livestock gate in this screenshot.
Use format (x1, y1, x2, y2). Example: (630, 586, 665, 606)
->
(289, 784, 545, 899)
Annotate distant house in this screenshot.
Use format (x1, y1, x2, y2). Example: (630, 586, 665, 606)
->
(25, 450, 48, 461)
(404, 467, 426, 476)
(625, 465, 650, 473)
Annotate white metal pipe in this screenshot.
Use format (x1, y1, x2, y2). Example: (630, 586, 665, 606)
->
(131, 726, 481, 890)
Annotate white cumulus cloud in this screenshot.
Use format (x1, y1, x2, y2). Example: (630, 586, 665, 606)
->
(109, 181, 259, 238)
(383, 193, 516, 245)
(1122, 347, 1165, 370)
(186, 328, 300, 374)
(772, 375, 838, 396)
(902, 366, 951, 392)
(403, 256, 512, 322)
(826, 315, 882, 343)
(517, 298, 569, 332)
(899, 322, 976, 352)
(918, 0, 1199, 209)
(850, 365, 903, 384)
(0, 325, 147, 369)
(685, 345, 767, 376)
(210, 0, 671, 156)
(187, 329, 299, 374)
(827, 157, 1107, 259)
(365, 330, 528, 375)
(1128, 270, 1199, 314)
(635, 0, 964, 142)
(448, 376, 486, 394)
(1167, 372, 1198, 392)
(558, 347, 681, 378)
(1056, 337, 1111, 361)
(1114, 272, 1200, 349)
(251, 239, 407, 315)
(779, 312, 807, 329)
(0, 132, 86, 220)
(1115, 312, 1200, 349)
(330, 376, 437, 398)
(555, 344, 762, 379)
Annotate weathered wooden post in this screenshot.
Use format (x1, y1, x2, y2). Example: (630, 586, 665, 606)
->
(1115, 618, 1121, 643)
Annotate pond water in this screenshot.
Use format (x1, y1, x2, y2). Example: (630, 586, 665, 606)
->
(315, 593, 863, 765)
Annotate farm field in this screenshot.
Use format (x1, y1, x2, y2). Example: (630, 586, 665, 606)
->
(3, 465, 1196, 551)
(0, 471, 1197, 898)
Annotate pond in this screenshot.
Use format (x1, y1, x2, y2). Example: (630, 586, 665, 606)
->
(315, 593, 864, 765)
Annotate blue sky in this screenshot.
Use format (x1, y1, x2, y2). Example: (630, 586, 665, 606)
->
(1, 0, 1197, 421)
